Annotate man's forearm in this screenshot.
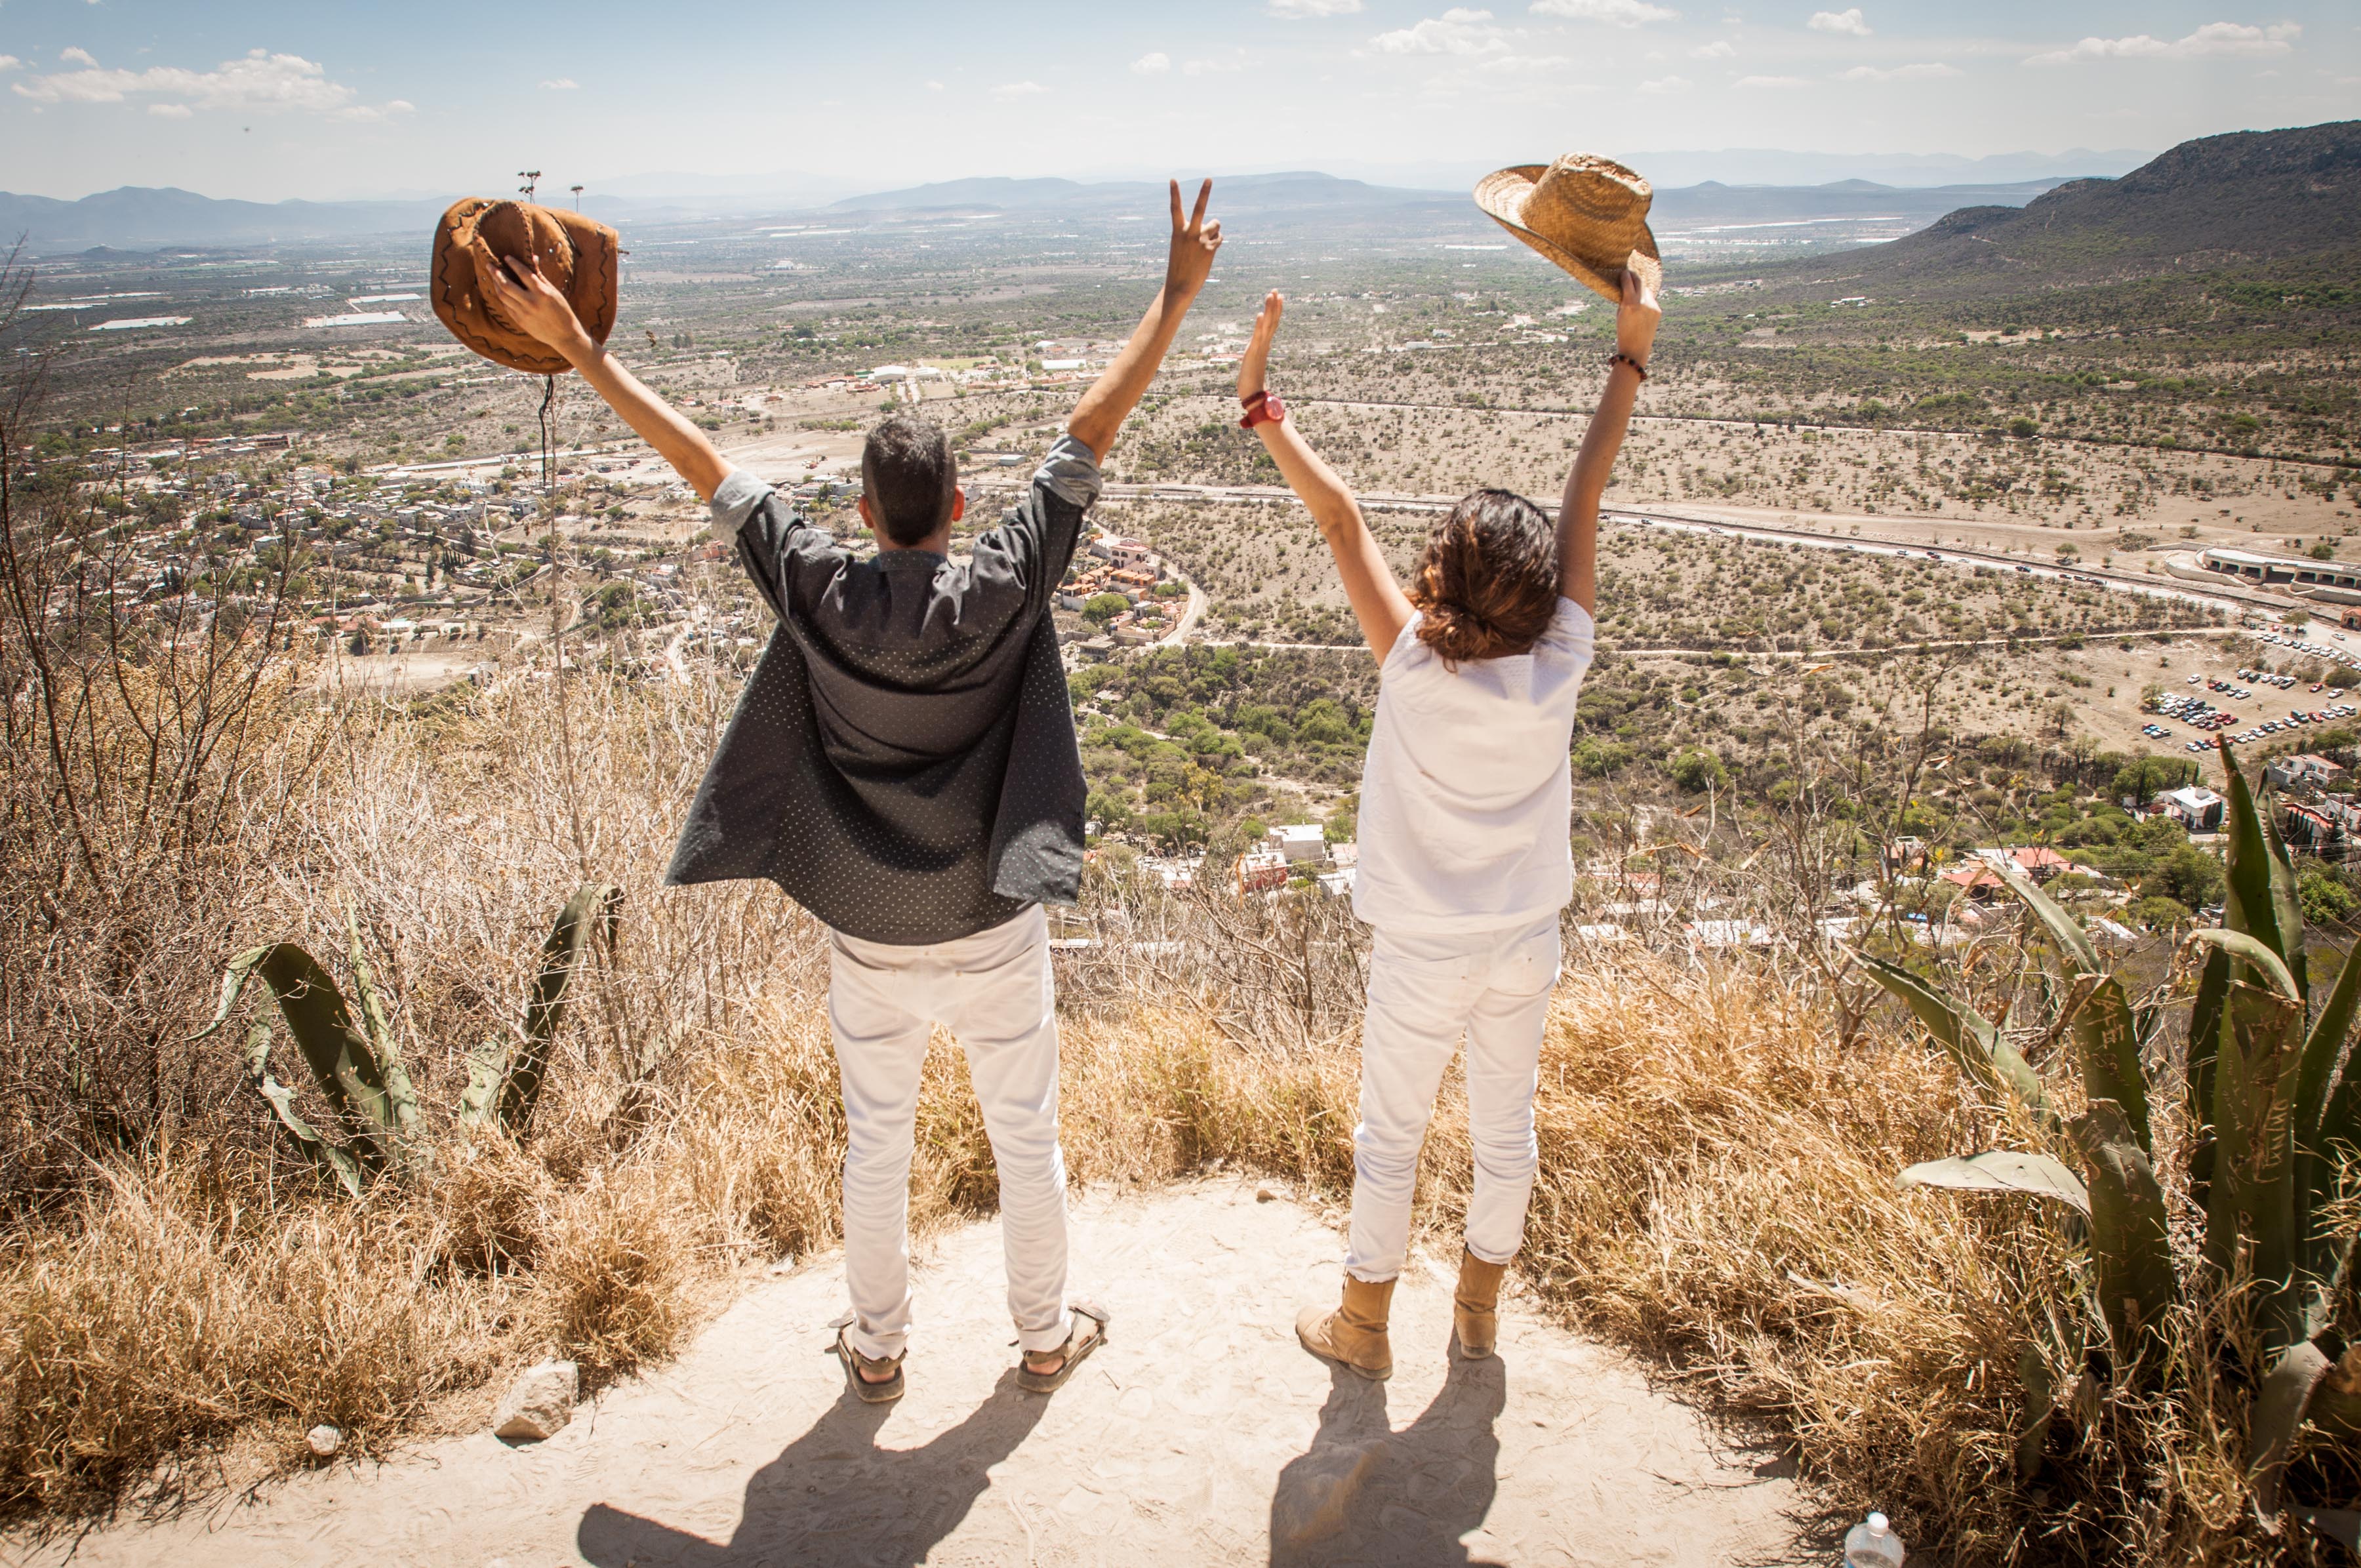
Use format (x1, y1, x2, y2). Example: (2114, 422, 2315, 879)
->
(568, 346, 732, 502)
(1067, 287, 1195, 462)
(1556, 361, 1644, 610)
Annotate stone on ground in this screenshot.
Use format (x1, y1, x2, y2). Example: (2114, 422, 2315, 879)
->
(10, 1182, 1805, 1567)
(493, 1357, 579, 1443)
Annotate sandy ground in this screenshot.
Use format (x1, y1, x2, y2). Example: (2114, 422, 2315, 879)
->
(313, 645, 494, 696)
(11, 1184, 1807, 1568)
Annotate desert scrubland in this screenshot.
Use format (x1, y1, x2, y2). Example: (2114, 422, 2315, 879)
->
(5, 121, 2361, 1562)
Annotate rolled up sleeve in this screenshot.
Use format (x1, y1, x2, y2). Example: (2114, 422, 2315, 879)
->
(709, 467, 774, 539)
(1033, 434, 1102, 510)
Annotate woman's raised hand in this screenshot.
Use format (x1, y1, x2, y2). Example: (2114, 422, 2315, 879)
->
(1239, 291, 1283, 402)
(1615, 267, 1661, 365)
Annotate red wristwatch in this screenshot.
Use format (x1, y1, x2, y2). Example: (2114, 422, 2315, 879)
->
(1240, 390, 1286, 430)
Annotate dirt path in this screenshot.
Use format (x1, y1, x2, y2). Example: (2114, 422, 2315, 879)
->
(14, 1184, 1807, 1567)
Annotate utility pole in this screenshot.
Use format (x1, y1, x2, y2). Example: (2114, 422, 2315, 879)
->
(518, 169, 542, 202)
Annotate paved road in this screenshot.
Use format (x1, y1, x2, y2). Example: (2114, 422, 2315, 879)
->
(1268, 395, 2356, 475)
(992, 470, 2271, 658)
(1030, 475, 2276, 629)
(1160, 578, 1209, 647)
(1207, 626, 2251, 658)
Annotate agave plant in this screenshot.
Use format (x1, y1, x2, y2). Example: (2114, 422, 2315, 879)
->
(195, 884, 620, 1197)
(1857, 740, 2361, 1529)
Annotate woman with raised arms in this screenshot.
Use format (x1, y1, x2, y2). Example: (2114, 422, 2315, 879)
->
(1234, 262, 1659, 1377)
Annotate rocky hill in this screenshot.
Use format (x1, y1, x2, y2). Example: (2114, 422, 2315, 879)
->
(1765, 119, 2361, 298)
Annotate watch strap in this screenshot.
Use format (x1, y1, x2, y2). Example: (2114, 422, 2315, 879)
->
(1240, 390, 1286, 430)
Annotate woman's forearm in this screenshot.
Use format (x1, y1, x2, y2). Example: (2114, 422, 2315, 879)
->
(1556, 359, 1644, 610)
(1255, 419, 1356, 534)
(1257, 421, 1412, 658)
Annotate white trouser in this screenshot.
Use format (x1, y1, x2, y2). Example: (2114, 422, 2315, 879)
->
(826, 904, 1071, 1361)
(1345, 914, 1562, 1283)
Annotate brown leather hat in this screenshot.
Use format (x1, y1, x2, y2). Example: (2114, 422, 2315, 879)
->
(1473, 154, 1661, 304)
(431, 197, 619, 375)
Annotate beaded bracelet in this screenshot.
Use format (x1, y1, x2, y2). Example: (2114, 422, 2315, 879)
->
(1608, 351, 1649, 382)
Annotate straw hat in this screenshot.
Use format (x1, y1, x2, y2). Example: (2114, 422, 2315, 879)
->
(1473, 154, 1661, 304)
(431, 197, 619, 376)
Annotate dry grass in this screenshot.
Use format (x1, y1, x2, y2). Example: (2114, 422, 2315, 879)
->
(0, 647, 2340, 1563)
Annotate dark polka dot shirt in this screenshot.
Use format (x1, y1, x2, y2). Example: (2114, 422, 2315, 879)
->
(664, 440, 1100, 946)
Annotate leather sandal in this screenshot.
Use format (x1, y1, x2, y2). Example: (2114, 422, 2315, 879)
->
(832, 1324, 906, 1404)
(1017, 1301, 1110, 1394)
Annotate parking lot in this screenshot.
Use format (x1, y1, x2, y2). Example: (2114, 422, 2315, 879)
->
(2146, 628, 2361, 753)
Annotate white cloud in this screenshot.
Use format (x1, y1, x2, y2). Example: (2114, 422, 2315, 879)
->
(148, 102, 192, 118)
(1638, 73, 1692, 91)
(1372, 8, 1506, 54)
(1736, 72, 1806, 86)
(0, 56, 22, 73)
(1529, 0, 1677, 24)
(337, 98, 413, 123)
(539, 77, 578, 90)
(1269, 0, 1365, 13)
(991, 79, 1049, 98)
(1689, 38, 1735, 56)
(1840, 61, 1961, 80)
(2028, 33, 2169, 63)
(2025, 20, 2299, 66)
(60, 46, 98, 67)
(1183, 54, 1248, 74)
(10, 47, 404, 119)
(1131, 50, 1171, 73)
(926, 79, 944, 89)
(2179, 19, 2301, 52)
(1807, 8, 1870, 35)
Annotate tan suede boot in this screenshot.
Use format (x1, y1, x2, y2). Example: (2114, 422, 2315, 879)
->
(1453, 1249, 1509, 1359)
(1295, 1275, 1394, 1380)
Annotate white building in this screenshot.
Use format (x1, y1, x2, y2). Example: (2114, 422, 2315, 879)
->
(2267, 754, 2346, 792)
(1266, 824, 1328, 864)
(2157, 786, 2226, 832)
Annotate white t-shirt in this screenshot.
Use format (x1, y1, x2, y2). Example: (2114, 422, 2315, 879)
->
(1351, 599, 1596, 936)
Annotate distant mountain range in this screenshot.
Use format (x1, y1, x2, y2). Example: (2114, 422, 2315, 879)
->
(1647, 178, 2068, 235)
(828, 171, 1454, 215)
(0, 186, 447, 251)
(1773, 119, 2361, 295)
(1615, 146, 2155, 191)
(0, 168, 2096, 253)
(4, 124, 2351, 287)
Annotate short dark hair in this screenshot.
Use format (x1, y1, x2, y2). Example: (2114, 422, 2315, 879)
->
(1409, 488, 1559, 666)
(860, 412, 958, 546)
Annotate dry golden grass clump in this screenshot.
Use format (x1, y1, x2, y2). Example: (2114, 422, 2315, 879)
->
(0, 639, 2336, 1562)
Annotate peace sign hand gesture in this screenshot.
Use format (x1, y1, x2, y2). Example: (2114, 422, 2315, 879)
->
(1163, 178, 1222, 302)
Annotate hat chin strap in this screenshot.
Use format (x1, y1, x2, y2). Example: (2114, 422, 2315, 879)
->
(536, 374, 556, 491)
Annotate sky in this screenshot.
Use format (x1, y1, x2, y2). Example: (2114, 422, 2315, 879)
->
(1, 0, 2356, 203)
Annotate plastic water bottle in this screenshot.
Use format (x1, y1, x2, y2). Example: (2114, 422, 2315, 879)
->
(1844, 1512, 1905, 1567)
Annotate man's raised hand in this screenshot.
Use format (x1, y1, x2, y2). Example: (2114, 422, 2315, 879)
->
(1239, 291, 1283, 402)
(489, 250, 597, 366)
(1164, 178, 1223, 302)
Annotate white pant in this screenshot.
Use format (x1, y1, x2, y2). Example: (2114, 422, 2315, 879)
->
(826, 905, 1072, 1361)
(1346, 915, 1562, 1283)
